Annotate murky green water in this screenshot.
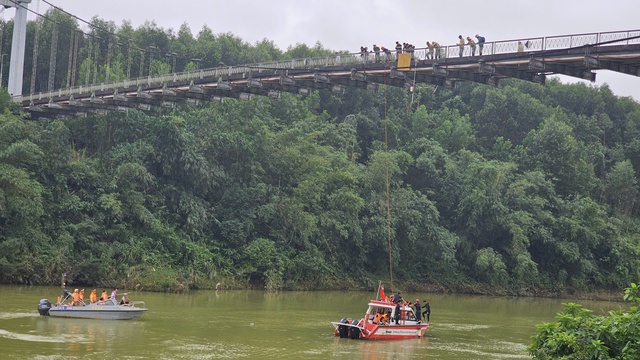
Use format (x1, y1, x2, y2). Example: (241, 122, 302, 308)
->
(0, 285, 626, 359)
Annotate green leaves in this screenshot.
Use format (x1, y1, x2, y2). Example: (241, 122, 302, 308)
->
(529, 287, 640, 359)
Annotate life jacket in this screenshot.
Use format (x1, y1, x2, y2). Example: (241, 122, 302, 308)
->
(373, 313, 382, 324)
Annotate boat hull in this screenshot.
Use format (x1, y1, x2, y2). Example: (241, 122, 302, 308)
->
(331, 321, 429, 340)
(48, 305, 147, 320)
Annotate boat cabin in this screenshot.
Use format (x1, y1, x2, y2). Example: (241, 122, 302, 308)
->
(365, 300, 420, 325)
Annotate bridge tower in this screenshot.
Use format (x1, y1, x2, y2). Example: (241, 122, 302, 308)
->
(1, 0, 32, 97)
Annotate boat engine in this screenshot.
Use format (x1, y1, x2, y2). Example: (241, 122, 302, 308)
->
(349, 319, 361, 339)
(338, 318, 349, 338)
(37, 299, 52, 316)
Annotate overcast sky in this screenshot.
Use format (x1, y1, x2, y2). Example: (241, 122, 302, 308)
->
(7, 0, 640, 100)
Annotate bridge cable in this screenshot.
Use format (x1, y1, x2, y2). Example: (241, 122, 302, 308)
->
(65, 29, 74, 87)
(70, 30, 80, 86)
(47, 22, 58, 91)
(29, 21, 40, 96)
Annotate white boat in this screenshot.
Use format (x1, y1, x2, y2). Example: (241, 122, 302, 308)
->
(37, 288, 147, 320)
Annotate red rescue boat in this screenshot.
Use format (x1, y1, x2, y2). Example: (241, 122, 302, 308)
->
(331, 297, 430, 340)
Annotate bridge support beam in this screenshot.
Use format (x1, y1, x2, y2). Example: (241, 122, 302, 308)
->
(585, 56, 640, 77)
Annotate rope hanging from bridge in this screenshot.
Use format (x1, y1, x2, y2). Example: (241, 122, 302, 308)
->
(383, 61, 394, 294)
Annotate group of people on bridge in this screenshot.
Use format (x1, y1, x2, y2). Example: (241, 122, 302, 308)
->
(355, 34, 487, 64)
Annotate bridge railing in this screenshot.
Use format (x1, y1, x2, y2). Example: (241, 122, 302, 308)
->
(598, 30, 640, 45)
(18, 29, 640, 105)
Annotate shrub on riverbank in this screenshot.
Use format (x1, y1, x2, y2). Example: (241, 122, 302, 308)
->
(529, 283, 640, 359)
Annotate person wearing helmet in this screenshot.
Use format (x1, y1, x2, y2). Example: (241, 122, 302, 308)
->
(475, 34, 486, 55)
(381, 46, 392, 61)
(467, 36, 477, 56)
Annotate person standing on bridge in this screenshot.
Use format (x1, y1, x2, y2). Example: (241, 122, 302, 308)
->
(432, 41, 441, 59)
(458, 35, 466, 57)
(475, 34, 486, 55)
(381, 46, 392, 62)
(373, 44, 381, 63)
(395, 41, 403, 57)
(518, 41, 524, 53)
(467, 36, 477, 56)
(426, 41, 435, 59)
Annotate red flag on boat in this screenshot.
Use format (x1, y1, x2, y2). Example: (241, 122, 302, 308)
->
(379, 284, 386, 301)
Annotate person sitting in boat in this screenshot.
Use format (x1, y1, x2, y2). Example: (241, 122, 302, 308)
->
(72, 289, 80, 306)
(89, 289, 97, 303)
(372, 312, 384, 324)
(78, 289, 85, 305)
(381, 311, 391, 325)
(120, 293, 130, 305)
(111, 288, 118, 300)
(100, 290, 108, 301)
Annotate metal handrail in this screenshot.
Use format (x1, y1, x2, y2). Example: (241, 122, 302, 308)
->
(17, 28, 640, 104)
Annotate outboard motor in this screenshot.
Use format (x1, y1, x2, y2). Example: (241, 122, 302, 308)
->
(349, 319, 361, 339)
(338, 318, 349, 338)
(38, 299, 52, 316)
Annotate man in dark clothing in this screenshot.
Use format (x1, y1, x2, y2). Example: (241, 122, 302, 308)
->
(414, 298, 422, 321)
(392, 292, 402, 303)
(422, 301, 431, 323)
(394, 302, 401, 324)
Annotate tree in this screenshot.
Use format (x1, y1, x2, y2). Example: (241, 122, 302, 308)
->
(529, 283, 640, 359)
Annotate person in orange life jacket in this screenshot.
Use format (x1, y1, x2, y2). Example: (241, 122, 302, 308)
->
(72, 289, 80, 306)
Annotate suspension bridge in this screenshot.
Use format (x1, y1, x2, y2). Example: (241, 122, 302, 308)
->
(1, 1, 639, 119)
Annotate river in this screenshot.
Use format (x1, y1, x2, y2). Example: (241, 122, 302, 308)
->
(0, 285, 626, 359)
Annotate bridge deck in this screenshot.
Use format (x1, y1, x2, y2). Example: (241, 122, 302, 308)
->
(20, 32, 640, 119)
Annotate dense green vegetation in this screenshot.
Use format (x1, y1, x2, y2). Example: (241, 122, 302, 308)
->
(1, 11, 639, 293)
(529, 283, 640, 359)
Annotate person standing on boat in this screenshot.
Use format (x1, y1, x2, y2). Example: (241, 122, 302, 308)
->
(422, 300, 431, 323)
(394, 302, 401, 324)
(392, 292, 403, 304)
(111, 288, 118, 300)
(414, 298, 422, 322)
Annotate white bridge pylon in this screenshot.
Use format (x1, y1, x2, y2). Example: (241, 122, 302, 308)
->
(0, 0, 31, 97)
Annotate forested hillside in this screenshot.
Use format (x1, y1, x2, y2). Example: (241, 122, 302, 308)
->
(1, 11, 639, 294)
